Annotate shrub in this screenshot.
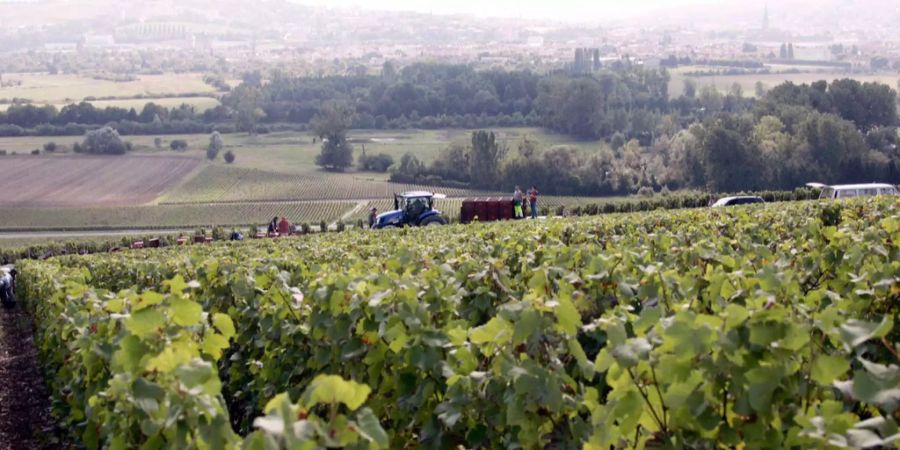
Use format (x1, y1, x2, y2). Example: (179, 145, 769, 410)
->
(153, 137, 163, 149)
(43, 142, 57, 152)
(359, 152, 395, 172)
(223, 150, 235, 164)
(31, 149, 40, 155)
(637, 186, 656, 197)
(207, 131, 223, 160)
(170, 139, 188, 151)
(80, 126, 129, 155)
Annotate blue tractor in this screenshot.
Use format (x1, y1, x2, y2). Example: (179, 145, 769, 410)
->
(373, 191, 448, 229)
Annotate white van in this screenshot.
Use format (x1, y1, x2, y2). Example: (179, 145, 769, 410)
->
(807, 183, 899, 200)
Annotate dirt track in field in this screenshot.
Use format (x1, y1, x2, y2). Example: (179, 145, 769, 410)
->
(0, 304, 56, 449)
(0, 154, 201, 208)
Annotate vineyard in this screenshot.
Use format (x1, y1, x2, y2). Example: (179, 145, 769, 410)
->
(0, 201, 359, 231)
(14, 198, 900, 449)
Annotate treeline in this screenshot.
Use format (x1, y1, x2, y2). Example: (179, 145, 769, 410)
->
(391, 78, 899, 194)
(0, 64, 665, 138)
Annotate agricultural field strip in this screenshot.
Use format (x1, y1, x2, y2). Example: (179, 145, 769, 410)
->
(16, 198, 900, 448)
(0, 196, 620, 231)
(157, 166, 504, 204)
(0, 154, 202, 208)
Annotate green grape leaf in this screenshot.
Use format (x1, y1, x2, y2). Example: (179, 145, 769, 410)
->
(125, 308, 165, 337)
(170, 297, 202, 327)
(300, 375, 371, 411)
(355, 407, 389, 449)
(469, 317, 513, 346)
(212, 313, 236, 339)
(555, 293, 581, 336)
(201, 332, 230, 359)
(811, 355, 851, 385)
(839, 317, 894, 349)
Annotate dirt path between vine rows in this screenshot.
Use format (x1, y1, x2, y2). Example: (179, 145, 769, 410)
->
(0, 305, 56, 450)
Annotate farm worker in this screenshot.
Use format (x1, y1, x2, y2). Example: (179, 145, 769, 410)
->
(277, 217, 292, 236)
(368, 208, 378, 228)
(0, 266, 16, 307)
(267, 216, 278, 234)
(527, 185, 539, 219)
(513, 186, 524, 219)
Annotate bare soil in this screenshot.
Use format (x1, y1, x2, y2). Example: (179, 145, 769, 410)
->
(0, 153, 201, 208)
(0, 304, 57, 450)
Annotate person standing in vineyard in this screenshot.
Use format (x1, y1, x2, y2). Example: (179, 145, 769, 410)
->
(277, 217, 292, 236)
(527, 185, 539, 219)
(513, 186, 524, 219)
(0, 266, 16, 308)
(368, 207, 378, 228)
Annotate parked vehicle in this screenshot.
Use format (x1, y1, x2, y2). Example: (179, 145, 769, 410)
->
(807, 183, 899, 199)
(372, 191, 448, 228)
(711, 196, 765, 207)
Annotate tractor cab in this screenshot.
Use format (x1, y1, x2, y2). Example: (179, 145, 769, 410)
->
(373, 191, 448, 228)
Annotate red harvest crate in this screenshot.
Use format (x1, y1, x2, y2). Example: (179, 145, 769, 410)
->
(461, 198, 513, 223)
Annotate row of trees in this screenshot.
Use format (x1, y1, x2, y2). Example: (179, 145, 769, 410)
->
(387, 79, 898, 194)
(0, 101, 216, 129)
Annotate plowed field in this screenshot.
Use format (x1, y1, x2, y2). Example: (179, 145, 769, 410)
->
(0, 154, 201, 207)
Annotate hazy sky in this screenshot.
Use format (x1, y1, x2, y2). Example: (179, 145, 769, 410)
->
(291, 0, 723, 22)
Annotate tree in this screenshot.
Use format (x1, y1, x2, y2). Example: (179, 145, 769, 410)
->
(139, 103, 168, 123)
(313, 105, 354, 171)
(170, 139, 188, 151)
(359, 153, 394, 172)
(697, 117, 759, 192)
(431, 142, 470, 182)
(382, 61, 397, 80)
(43, 142, 57, 153)
(754, 81, 767, 98)
(228, 85, 266, 134)
(683, 79, 697, 99)
(469, 131, 507, 187)
(154, 137, 163, 149)
(79, 126, 129, 155)
(390, 153, 426, 182)
(224, 150, 235, 164)
(207, 131, 223, 160)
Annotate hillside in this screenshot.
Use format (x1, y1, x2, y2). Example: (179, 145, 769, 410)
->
(12, 197, 899, 448)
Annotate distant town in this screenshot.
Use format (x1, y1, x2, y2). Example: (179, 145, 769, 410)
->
(0, 0, 898, 79)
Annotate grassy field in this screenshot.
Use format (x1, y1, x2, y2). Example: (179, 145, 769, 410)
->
(668, 69, 900, 97)
(0, 128, 626, 234)
(0, 73, 217, 104)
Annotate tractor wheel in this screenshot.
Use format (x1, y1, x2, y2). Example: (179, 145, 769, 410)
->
(421, 216, 447, 226)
